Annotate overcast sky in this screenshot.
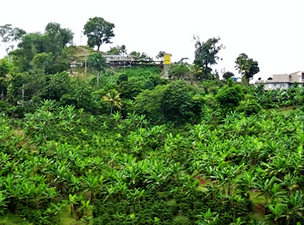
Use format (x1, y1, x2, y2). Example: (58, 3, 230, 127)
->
(0, 0, 303, 79)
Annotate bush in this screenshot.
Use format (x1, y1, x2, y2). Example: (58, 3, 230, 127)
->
(237, 95, 262, 116)
(215, 81, 244, 114)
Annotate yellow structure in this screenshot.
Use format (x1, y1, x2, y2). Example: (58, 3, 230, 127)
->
(164, 54, 171, 64)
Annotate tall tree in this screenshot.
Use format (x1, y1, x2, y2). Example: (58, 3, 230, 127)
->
(0, 24, 26, 54)
(45, 22, 73, 54)
(193, 37, 224, 80)
(83, 17, 115, 51)
(0, 57, 13, 100)
(235, 53, 260, 81)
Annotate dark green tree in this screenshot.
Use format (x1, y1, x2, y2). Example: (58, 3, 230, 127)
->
(42, 71, 71, 101)
(87, 52, 107, 87)
(45, 22, 73, 54)
(44, 22, 73, 74)
(134, 84, 169, 121)
(168, 62, 191, 80)
(9, 33, 44, 71)
(193, 37, 224, 80)
(129, 51, 141, 60)
(139, 52, 153, 61)
(235, 53, 260, 81)
(83, 17, 115, 51)
(30, 52, 53, 73)
(156, 51, 166, 60)
(107, 45, 127, 55)
(162, 81, 202, 123)
(0, 57, 13, 100)
(215, 78, 245, 114)
(223, 71, 235, 81)
(9, 23, 72, 74)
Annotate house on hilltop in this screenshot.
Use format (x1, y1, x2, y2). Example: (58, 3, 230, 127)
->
(255, 71, 304, 90)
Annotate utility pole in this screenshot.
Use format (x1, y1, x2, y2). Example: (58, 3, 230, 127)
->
(80, 31, 82, 46)
(84, 57, 87, 77)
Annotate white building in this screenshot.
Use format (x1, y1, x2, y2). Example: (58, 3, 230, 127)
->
(255, 71, 304, 90)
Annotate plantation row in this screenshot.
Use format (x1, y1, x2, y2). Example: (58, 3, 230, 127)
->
(1, 97, 304, 224)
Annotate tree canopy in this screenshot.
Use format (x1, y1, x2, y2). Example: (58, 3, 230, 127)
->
(193, 37, 224, 80)
(235, 53, 260, 81)
(83, 17, 115, 51)
(0, 24, 26, 53)
(8, 22, 73, 74)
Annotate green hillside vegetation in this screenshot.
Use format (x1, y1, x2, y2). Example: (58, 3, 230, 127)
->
(1, 19, 304, 225)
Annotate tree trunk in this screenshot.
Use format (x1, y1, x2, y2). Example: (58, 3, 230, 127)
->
(1, 86, 3, 101)
(228, 182, 232, 196)
(265, 194, 268, 214)
(90, 190, 94, 202)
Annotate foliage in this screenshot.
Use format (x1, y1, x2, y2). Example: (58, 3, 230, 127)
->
(0, 57, 14, 99)
(0, 24, 26, 53)
(83, 17, 115, 51)
(107, 45, 127, 55)
(2, 57, 304, 225)
(193, 37, 224, 80)
(223, 71, 235, 81)
(215, 79, 245, 114)
(235, 53, 260, 81)
(42, 71, 71, 101)
(87, 52, 107, 87)
(162, 81, 203, 123)
(8, 22, 73, 74)
(129, 51, 153, 61)
(168, 62, 192, 80)
(102, 89, 122, 114)
(237, 95, 263, 116)
(156, 51, 167, 60)
(134, 84, 169, 122)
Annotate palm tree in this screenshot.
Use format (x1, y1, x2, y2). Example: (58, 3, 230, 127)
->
(102, 89, 122, 114)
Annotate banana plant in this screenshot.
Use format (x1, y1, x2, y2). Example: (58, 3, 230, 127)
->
(78, 199, 90, 221)
(195, 208, 219, 225)
(237, 170, 257, 199)
(265, 202, 286, 225)
(283, 190, 304, 225)
(68, 193, 83, 218)
(82, 172, 104, 202)
(0, 191, 8, 215)
(256, 176, 281, 210)
(229, 217, 247, 225)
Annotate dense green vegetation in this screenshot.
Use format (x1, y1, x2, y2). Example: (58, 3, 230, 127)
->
(1, 20, 304, 225)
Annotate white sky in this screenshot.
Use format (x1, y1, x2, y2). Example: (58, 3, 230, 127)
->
(0, 0, 303, 80)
